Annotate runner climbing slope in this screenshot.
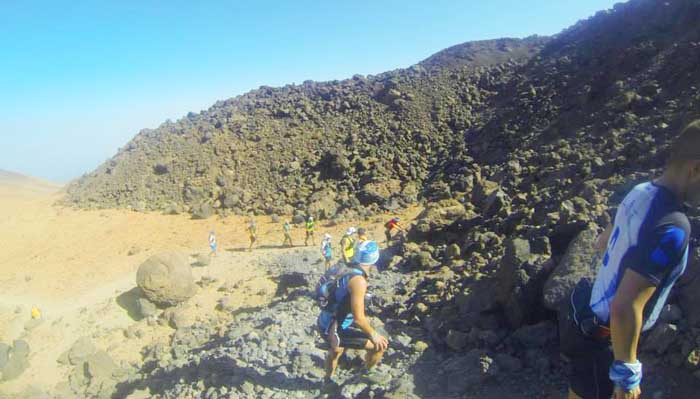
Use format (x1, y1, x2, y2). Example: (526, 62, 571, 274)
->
(384, 217, 405, 243)
(247, 219, 257, 251)
(317, 240, 389, 385)
(340, 227, 356, 264)
(305, 216, 315, 246)
(560, 120, 700, 399)
(209, 230, 217, 256)
(283, 221, 293, 247)
(321, 233, 333, 270)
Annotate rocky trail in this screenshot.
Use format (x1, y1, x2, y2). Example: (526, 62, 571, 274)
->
(113, 245, 700, 399)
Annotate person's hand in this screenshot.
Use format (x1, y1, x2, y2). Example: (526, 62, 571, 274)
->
(614, 386, 641, 399)
(370, 334, 389, 351)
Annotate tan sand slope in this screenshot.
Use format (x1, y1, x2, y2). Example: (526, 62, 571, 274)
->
(0, 169, 61, 194)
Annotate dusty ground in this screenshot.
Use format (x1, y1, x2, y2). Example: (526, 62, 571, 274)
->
(0, 173, 420, 395)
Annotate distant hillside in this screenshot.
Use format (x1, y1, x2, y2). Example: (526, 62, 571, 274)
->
(0, 169, 60, 194)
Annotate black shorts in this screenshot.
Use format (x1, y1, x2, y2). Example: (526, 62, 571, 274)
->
(326, 327, 371, 350)
(559, 299, 614, 399)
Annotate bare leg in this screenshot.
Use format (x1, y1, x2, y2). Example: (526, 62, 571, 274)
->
(325, 347, 344, 378)
(363, 340, 385, 370)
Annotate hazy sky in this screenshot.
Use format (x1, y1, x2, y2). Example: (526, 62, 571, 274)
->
(0, 0, 620, 182)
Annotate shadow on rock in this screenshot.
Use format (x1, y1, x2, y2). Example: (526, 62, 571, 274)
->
(116, 287, 144, 321)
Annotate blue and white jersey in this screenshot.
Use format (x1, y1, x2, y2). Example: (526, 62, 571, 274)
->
(590, 182, 690, 332)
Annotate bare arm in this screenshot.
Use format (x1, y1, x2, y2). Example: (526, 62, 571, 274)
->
(610, 269, 656, 363)
(348, 276, 389, 351)
(596, 223, 613, 256)
(348, 276, 375, 337)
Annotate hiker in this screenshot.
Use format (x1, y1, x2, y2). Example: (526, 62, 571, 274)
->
(283, 221, 293, 247)
(357, 227, 368, 243)
(560, 120, 700, 399)
(317, 240, 389, 384)
(247, 219, 257, 251)
(340, 227, 357, 264)
(384, 217, 405, 243)
(321, 233, 333, 270)
(209, 230, 217, 256)
(305, 216, 315, 246)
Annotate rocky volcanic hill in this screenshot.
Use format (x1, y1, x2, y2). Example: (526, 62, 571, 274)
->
(63, 37, 547, 219)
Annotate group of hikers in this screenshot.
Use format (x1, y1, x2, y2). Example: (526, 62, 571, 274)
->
(208, 120, 700, 399)
(207, 216, 315, 255)
(206, 216, 406, 260)
(316, 121, 700, 399)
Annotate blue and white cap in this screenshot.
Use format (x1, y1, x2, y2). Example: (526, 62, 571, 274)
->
(354, 240, 380, 265)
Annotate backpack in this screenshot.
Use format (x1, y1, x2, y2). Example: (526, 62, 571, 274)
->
(315, 263, 365, 311)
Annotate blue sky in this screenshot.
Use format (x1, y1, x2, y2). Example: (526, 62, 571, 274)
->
(0, 0, 620, 183)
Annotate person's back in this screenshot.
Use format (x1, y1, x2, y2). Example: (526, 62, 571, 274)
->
(305, 217, 315, 246)
(283, 222, 293, 246)
(340, 227, 356, 263)
(590, 182, 689, 331)
(560, 120, 700, 399)
(384, 217, 402, 243)
(317, 267, 364, 332)
(248, 221, 257, 250)
(321, 234, 333, 268)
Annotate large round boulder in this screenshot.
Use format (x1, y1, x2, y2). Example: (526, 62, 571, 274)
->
(136, 252, 196, 306)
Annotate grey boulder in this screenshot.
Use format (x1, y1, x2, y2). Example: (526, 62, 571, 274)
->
(542, 225, 600, 310)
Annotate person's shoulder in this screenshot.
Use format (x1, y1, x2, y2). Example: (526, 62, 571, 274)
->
(660, 211, 691, 235)
(347, 272, 367, 285)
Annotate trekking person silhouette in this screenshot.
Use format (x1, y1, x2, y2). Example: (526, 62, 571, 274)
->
(340, 227, 357, 264)
(305, 216, 315, 246)
(317, 240, 389, 385)
(321, 233, 333, 270)
(209, 230, 217, 256)
(384, 217, 405, 243)
(247, 219, 257, 251)
(283, 221, 293, 247)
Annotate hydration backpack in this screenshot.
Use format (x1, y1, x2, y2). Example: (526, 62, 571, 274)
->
(315, 263, 365, 311)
